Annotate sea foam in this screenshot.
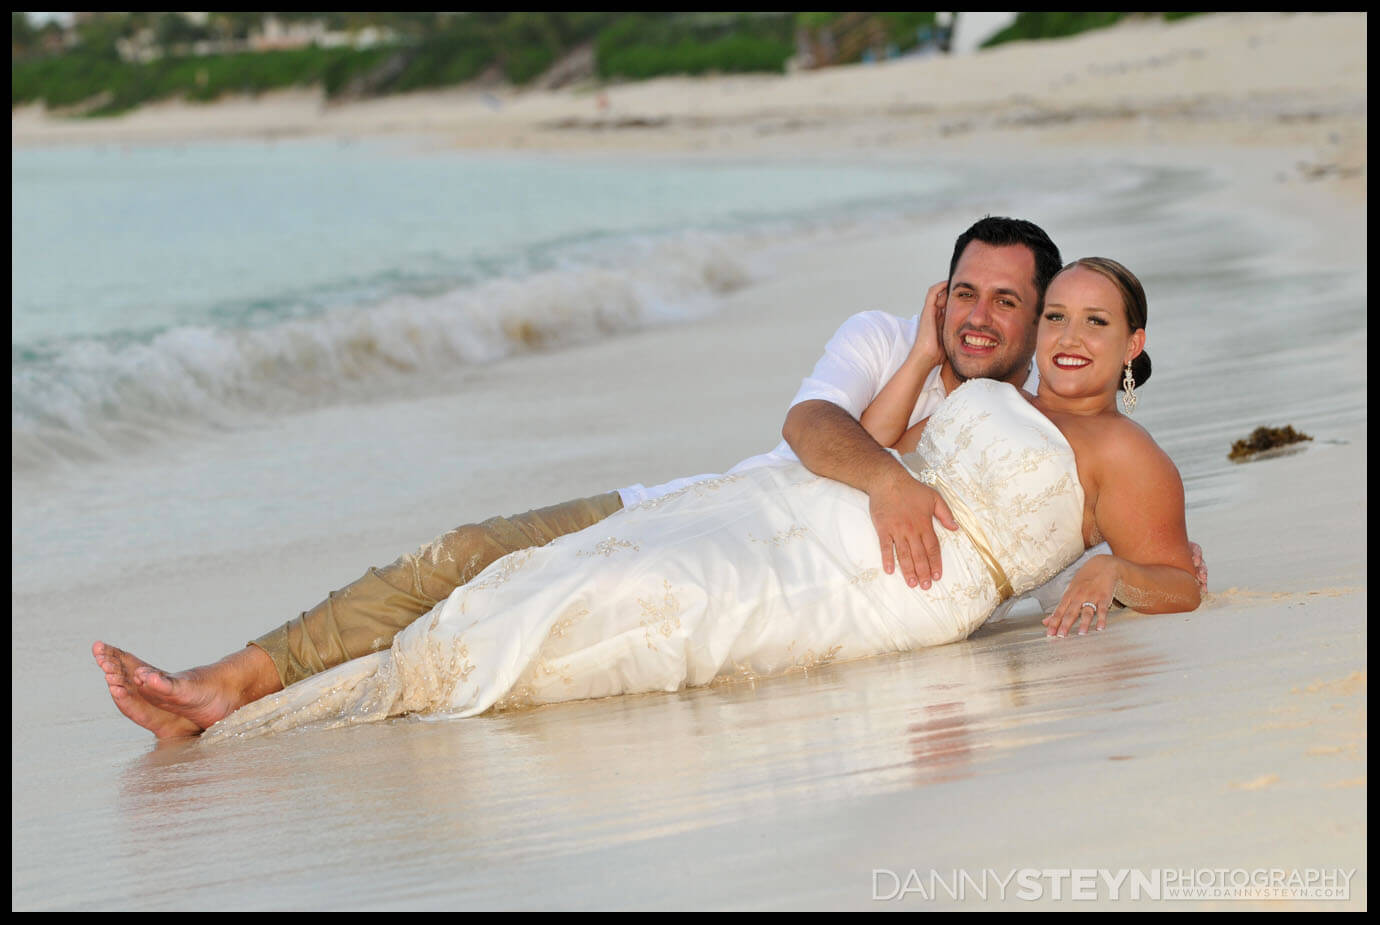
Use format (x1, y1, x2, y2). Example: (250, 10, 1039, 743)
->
(11, 231, 752, 474)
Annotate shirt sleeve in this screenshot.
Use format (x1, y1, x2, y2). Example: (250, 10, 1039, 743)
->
(787, 311, 907, 419)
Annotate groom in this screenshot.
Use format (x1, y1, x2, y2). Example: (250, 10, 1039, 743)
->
(94, 216, 1203, 737)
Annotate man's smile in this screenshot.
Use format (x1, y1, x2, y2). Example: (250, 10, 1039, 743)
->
(960, 330, 1000, 352)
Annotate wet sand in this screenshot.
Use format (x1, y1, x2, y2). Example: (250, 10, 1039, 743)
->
(15, 428, 1366, 908)
(12, 11, 1367, 910)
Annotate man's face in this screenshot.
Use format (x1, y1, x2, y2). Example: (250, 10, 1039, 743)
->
(940, 241, 1041, 390)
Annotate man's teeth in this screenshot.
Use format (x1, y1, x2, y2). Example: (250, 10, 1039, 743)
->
(1055, 356, 1090, 368)
(962, 334, 996, 348)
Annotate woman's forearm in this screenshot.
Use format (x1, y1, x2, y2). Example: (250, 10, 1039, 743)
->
(861, 280, 947, 448)
(1045, 553, 1200, 637)
(860, 354, 936, 448)
(1112, 557, 1201, 614)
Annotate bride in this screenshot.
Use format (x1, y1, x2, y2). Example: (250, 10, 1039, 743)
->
(203, 257, 1200, 741)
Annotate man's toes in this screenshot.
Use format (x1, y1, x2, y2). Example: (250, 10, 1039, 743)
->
(132, 665, 175, 694)
(107, 677, 202, 737)
(92, 642, 119, 672)
(108, 681, 138, 705)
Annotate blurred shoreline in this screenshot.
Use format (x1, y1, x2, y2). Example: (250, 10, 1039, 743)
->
(12, 12, 1367, 207)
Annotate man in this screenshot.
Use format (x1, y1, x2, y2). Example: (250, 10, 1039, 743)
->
(93, 216, 1204, 737)
(784, 216, 1064, 593)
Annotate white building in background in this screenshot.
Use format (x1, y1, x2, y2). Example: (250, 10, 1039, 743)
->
(251, 15, 327, 51)
(24, 12, 75, 27)
(949, 11, 1018, 55)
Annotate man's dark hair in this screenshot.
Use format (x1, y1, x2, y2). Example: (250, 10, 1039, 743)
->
(947, 216, 1063, 312)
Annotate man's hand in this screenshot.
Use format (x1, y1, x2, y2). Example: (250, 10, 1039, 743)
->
(783, 400, 959, 589)
(869, 468, 959, 589)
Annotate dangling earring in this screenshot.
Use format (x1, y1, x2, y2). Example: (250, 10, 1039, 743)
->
(1121, 362, 1137, 414)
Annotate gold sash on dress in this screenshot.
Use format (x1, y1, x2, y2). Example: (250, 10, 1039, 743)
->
(898, 451, 1014, 603)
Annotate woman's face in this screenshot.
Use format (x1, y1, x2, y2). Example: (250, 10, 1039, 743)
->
(1036, 266, 1144, 401)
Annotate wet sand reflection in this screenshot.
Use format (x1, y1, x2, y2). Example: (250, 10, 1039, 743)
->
(110, 617, 1171, 904)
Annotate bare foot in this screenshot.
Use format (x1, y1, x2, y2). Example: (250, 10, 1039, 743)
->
(92, 642, 282, 738)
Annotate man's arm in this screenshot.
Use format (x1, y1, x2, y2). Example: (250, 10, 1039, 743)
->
(782, 399, 957, 589)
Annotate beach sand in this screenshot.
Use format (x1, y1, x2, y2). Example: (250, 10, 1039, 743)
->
(12, 12, 1366, 909)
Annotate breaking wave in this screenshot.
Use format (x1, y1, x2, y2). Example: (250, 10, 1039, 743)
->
(12, 231, 753, 474)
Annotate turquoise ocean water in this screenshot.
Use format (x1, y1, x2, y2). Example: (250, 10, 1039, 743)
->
(13, 139, 1003, 473)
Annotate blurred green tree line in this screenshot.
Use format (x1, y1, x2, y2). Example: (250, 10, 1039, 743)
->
(980, 11, 1205, 48)
(12, 12, 1207, 117)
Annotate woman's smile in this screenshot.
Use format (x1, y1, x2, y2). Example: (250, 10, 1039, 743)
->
(1052, 352, 1091, 369)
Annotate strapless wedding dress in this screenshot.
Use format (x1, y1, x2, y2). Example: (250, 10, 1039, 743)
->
(204, 379, 1085, 741)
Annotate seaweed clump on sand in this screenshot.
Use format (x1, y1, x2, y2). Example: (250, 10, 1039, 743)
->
(1228, 425, 1313, 462)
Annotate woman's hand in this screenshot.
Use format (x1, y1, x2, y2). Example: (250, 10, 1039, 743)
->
(860, 279, 948, 449)
(909, 280, 947, 369)
(1043, 554, 1120, 637)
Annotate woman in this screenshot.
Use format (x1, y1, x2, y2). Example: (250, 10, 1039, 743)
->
(862, 256, 1198, 638)
(202, 257, 1199, 742)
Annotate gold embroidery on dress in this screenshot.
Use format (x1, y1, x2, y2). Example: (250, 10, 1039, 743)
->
(786, 640, 844, 670)
(684, 474, 742, 495)
(493, 604, 592, 709)
(576, 537, 640, 558)
(452, 641, 477, 684)
(1005, 472, 1074, 517)
(469, 547, 535, 591)
(849, 568, 880, 585)
(412, 637, 478, 710)
(725, 661, 760, 681)
(630, 474, 744, 511)
(748, 524, 809, 547)
(994, 473, 1076, 565)
(913, 385, 1085, 604)
(491, 683, 536, 713)
(638, 580, 682, 650)
(920, 550, 990, 606)
(535, 655, 575, 688)
(548, 605, 589, 639)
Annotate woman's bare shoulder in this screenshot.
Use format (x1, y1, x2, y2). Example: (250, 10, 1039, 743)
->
(1064, 413, 1182, 507)
(1092, 415, 1192, 570)
(1097, 415, 1179, 476)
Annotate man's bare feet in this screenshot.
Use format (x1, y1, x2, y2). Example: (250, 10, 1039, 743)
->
(92, 642, 283, 738)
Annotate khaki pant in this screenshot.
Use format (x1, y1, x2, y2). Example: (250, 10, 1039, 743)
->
(250, 492, 625, 688)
